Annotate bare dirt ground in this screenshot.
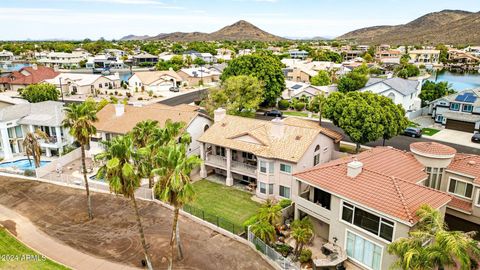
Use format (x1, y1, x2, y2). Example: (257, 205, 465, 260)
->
(0, 176, 273, 270)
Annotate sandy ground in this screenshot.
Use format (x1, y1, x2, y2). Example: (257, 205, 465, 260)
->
(0, 176, 273, 270)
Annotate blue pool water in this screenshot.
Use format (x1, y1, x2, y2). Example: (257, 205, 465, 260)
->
(89, 174, 105, 182)
(1, 63, 30, 71)
(0, 159, 50, 171)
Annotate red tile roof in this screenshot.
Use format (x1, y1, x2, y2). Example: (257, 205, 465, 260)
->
(0, 66, 59, 86)
(294, 147, 452, 224)
(447, 154, 480, 184)
(410, 142, 457, 157)
(448, 196, 472, 213)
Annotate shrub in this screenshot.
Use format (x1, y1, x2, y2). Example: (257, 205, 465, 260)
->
(194, 100, 202, 105)
(148, 90, 153, 97)
(274, 244, 292, 257)
(279, 199, 292, 208)
(114, 91, 118, 95)
(24, 169, 35, 177)
(138, 97, 143, 100)
(278, 99, 290, 110)
(299, 249, 312, 263)
(126, 92, 132, 98)
(294, 102, 306, 111)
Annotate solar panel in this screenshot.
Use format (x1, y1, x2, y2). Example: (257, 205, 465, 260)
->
(466, 96, 477, 103)
(291, 84, 302, 90)
(455, 94, 466, 102)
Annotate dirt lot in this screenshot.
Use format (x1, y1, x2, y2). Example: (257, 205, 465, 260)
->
(0, 176, 273, 270)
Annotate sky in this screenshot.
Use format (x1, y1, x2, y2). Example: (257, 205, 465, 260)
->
(1, 0, 479, 40)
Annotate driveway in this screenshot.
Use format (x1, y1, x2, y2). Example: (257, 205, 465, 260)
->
(429, 129, 480, 149)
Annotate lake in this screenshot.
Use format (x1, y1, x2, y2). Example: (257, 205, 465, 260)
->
(428, 70, 480, 91)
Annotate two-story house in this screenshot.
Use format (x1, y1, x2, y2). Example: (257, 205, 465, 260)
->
(429, 88, 480, 133)
(197, 108, 343, 199)
(408, 49, 440, 66)
(293, 146, 452, 270)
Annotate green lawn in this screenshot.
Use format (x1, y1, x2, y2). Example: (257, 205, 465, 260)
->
(188, 180, 261, 234)
(421, 128, 441, 136)
(0, 228, 70, 270)
(282, 111, 311, 117)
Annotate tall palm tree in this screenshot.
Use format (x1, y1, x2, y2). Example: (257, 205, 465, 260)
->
(132, 120, 159, 188)
(388, 204, 480, 270)
(63, 100, 98, 220)
(153, 136, 201, 269)
(23, 129, 48, 168)
(251, 220, 276, 244)
(96, 134, 153, 270)
(291, 217, 314, 258)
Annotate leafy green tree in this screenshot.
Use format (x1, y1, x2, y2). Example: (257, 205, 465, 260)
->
(388, 204, 480, 270)
(203, 75, 264, 117)
(193, 57, 206, 66)
(436, 44, 449, 64)
(373, 94, 409, 145)
(221, 51, 285, 106)
(155, 55, 185, 71)
(63, 100, 98, 220)
(310, 70, 331, 86)
(419, 81, 455, 106)
(96, 135, 153, 270)
(396, 64, 420, 78)
(311, 50, 343, 63)
(291, 217, 314, 259)
(20, 83, 59, 103)
(337, 67, 369, 93)
(323, 92, 385, 152)
(363, 52, 373, 62)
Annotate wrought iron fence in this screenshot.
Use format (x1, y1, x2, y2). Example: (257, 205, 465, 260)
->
(183, 204, 246, 236)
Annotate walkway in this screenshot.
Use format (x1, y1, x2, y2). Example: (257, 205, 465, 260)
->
(0, 204, 140, 270)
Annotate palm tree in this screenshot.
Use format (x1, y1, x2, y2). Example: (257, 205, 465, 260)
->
(251, 220, 276, 244)
(63, 100, 98, 220)
(291, 217, 314, 258)
(23, 129, 48, 168)
(153, 136, 201, 269)
(132, 120, 159, 188)
(258, 199, 282, 227)
(96, 134, 153, 270)
(388, 204, 480, 270)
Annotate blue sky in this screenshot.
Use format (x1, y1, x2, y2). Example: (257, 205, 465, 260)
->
(1, 0, 479, 40)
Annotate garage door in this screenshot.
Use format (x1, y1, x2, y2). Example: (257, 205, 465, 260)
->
(445, 119, 475, 132)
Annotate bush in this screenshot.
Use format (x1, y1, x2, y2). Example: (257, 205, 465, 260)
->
(299, 249, 312, 263)
(278, 99, 290, 110)
(137, 97, 143, 100)
(126, 92, 132, 98)
(274, 244, 292, 257)
(24, 169, 35, 177)
(148, 90, 153, 97)
(279, 199, 292, 208)
(294, 102, 306, 111)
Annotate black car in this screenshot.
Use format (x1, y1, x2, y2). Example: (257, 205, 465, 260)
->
(169, 86, 180, 92)
(403, 127, 422, 138)
(472, 133, 480, 143)
(264, 110, 283, 117)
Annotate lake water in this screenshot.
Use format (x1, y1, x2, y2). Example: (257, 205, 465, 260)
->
(428, 70, 480, 91)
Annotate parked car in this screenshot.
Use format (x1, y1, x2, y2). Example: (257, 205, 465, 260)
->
(169, 86, 179, 92)
(471, 133, 480, 143)
(403, 127, 422, 138)
(264, 110, 283, 117)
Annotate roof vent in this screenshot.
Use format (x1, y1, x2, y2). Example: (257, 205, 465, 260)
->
(468, 160, 476, 166)
(295, 135, 302, 140)
(347, 159, 363, 178)
(114, 103, 125, 117)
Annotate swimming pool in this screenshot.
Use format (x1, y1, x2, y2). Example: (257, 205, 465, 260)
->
(0, 159, 50, 171)
(89, 174, 105, 182)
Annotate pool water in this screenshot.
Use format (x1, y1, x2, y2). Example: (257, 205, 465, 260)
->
(89, 174, 105, 182)
(0, 159, 50, 171)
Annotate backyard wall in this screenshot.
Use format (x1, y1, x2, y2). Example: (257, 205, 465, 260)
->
(35, 148, 82, 178)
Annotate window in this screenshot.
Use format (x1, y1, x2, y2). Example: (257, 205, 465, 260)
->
(449, 178, 473, 198)
(476, 190, 480, 206)
(14, 126, 23, 138)
(268, 184, 274, 195)
(280, 164, 292, 174)
(215, 146, 225, 157)
(259, 182, 266, 194)
(346, 231, 382, 270)
(313, 154, 320, 166)
(463, 104, 473, 112)
(99, 83, 102, 88)
(260, 161, 267, 173)
(342, 202, 394, 242)
(450, 103, 460, 111)
(279, 185, 290, 198)
(268, 162, 274, 174)
(425, 167, 443, 190)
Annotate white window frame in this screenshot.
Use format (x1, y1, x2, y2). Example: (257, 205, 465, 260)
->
(448, 177, 474, 199)
(476, 189, 480, 207)
(259, 161, 267, 174)
(280, 163, 292, 174)
(279, 185, 291, 199)
(268, 183, 274, 195)
(259, 182, 266, 194)
(345, 229, 383, 270)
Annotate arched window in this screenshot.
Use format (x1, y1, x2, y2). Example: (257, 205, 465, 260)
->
(313, 145, 320, 166)
(315, 145, 320, 152)
(204, 124, 210, 132)
(387, 92, 395, 101)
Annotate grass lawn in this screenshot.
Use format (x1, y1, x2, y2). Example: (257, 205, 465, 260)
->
(421, 128, 441, 136)
(0, 228, 70, 270)
(282, 111, 311, 117)
(188, 180, 261, 234)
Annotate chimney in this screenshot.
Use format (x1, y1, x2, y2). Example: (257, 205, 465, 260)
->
(347, 159, 363, 178)
(31, 63, 38, 70)
(214, 107, 226, 122)
(53, 65, 59, 72)
(271, 117, 285, 138)
(114, 103, 125, 117)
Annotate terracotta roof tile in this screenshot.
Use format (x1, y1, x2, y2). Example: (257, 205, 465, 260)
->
(447, 154, 480, 184)
(410, 142, 457, 156)
(448, 196, 472, 213)
(9, 66, 59, 85)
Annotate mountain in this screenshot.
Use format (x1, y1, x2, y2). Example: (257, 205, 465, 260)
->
(337, 10, 480, 45)
(143, 20, 285, 42)
(120, 34, 151, 41)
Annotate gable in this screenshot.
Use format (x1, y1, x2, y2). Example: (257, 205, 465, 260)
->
(232, 134, 265, 145)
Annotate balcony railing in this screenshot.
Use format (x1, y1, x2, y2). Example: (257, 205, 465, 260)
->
(205, 154, 227, 168)
(231, 160, 257, 177)
(295, 195, 331, 223)
(205, 154, 257, 177)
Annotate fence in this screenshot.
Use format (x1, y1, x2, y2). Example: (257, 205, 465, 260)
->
(247, 227, 300, 270)
(183, 204, 246, 236)
(35, 148, 82, 178)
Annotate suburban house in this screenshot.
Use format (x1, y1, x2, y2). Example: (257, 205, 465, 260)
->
(130, 53, 158, 66)
(0, 101, 73, 160)
(177, 67, 220, 86)
(35, 51, 89, 69)
(128, 71, 182, 93)
(85, 55, 125, 72)
(0, 50, 14, 62)
(283, 67, 316, 83)
(197, 108, 343, 199)
(448, 49, 480, 69)
(375, 50, 402, 64)
(215, 48, 233, 61)
(92, 103, 212, 156)
(288, 50, 309, 59)
(183, 50, 215, 63)
(408, 49, 440, 66)
(428, 88, 480, 133)
(282, 80, 335, 100)
(0, 65, 59, 92)
(292, 145, 452, 270)
(343, 50, 363, 61)
(44, 73, 121, 96)
(0, 95, 28, 109)
(359, 77, 422, 117)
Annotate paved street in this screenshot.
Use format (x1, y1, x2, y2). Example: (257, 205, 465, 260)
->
(158, 88, 208, 106)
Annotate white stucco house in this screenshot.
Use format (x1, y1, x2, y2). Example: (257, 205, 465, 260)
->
(44, 73, 121, 96)
(128, 70, 183, 94)
(359, 77, 422, 117)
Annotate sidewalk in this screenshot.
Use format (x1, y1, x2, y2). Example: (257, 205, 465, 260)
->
(0, 204, 140, 270)
(428, 129, 480, 149)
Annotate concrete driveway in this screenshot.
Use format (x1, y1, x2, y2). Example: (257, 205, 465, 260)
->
(429, 129, 480, 149)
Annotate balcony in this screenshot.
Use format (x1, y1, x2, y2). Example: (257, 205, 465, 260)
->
(205, 154, 227, 168)
(205, 154, 257, 178)
(296, 191, 331, 223)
